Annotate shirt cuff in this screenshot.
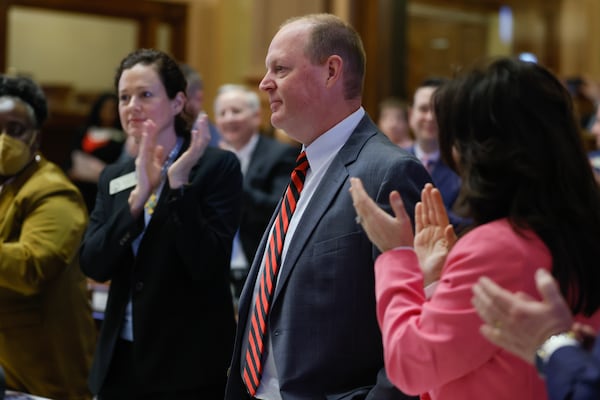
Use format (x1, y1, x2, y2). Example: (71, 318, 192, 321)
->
(535, 331, 579, 376)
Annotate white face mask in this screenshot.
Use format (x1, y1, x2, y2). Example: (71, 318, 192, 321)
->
(0, 133, 32, 176)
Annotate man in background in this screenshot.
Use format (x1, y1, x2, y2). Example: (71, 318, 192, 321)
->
(179, 63, 222, 147)
(214, 83, 297, 302)
(378, 96, 413, 149)
(409, 78, 469, 231)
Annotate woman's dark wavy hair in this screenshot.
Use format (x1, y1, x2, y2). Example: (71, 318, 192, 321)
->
(114, 48, 189, 137)
(86, 92, 121, 129)
(434, 57, 600, 315)
(0, 75, 47, 127)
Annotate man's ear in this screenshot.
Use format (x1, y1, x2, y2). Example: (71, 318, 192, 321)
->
(325, 55, 343, 88)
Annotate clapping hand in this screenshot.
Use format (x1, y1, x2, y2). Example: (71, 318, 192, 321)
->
(349, 177, 414, 252)
(350, 179, 456, 286)
(415, 183, 457, 285)
(128, 119, 164, 217)
(471, 269, 574, 364)
(168, 113, 211, 189)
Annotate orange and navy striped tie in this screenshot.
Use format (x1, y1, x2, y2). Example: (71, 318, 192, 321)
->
(242, 151, 309, 395)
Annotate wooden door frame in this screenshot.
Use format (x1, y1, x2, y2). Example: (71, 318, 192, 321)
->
(0, 0, 188, 73)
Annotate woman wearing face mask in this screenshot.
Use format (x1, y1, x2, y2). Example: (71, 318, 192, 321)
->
(0, 75, 96, 399)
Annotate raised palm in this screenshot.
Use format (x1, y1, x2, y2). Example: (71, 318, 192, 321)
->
(414, 184, 457, 286)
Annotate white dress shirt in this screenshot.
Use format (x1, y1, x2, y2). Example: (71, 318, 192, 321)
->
(229, 133, 260, 271)
(243, 107, 365, 399)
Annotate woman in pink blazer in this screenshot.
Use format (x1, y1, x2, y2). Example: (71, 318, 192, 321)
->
(350, 57, 600, 399)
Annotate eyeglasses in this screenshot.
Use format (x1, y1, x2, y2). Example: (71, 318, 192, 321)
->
(0, 121, 36, 138)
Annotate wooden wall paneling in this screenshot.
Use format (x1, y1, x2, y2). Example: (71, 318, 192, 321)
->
(406, 3, 488, 97)
(0, 0, 188, 72)
(0, 1, 6, 74)
(242, 0, 325, 139)
(138, 16, 160, 51)
(169, 9, 187, 62)
(539, 0, 560, 72)
(350, 0, 408, 118)
(511, 0, 561, 71)
(376, 0, 408, 102)
(0, 0, 187, 165)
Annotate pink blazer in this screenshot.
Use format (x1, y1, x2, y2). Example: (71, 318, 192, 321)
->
(375, 218, 600, 400)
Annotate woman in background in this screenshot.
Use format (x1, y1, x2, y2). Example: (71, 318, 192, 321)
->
(79, 49, 242, 399)
(66, 92, 125, 212)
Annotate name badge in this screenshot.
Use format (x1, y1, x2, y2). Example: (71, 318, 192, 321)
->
(109, 172, 137, 195)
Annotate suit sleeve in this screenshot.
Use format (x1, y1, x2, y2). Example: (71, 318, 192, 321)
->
(374, 224, 548, 395)
(368, 155, 429, 399)
(79, 164, 145, 282)
(168, 151, 242, 280)
(545, 339, 600, 400)
(0, 184, 87, 295)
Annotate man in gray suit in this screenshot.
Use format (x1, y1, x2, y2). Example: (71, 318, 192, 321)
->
(225, 13, 430, 400)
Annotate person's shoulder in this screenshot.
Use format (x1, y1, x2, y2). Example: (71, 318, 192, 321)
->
(21, 157, 86, 205)
(257, 135, 299, 157)
(432, 160, 460, 179)
(200, 146, 241, 170)
(458, 219, 546, 256)
(100, 158, 135, 181)
(203, 145, 237, 160)
(589, 149, 600, 158)
(362, 134, 420, 163)
(31, 157, 78, 189)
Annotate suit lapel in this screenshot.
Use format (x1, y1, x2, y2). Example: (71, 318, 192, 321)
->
(110, 160, 137, 206)
(245, 135, 265, 180)
(272, 115, 378, 303)
(144, 137, 190, 224)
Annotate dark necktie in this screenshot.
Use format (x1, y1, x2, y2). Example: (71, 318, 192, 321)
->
(242, 151, 309, 396)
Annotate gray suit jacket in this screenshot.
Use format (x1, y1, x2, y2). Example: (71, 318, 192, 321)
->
(225, 115, 430, 400)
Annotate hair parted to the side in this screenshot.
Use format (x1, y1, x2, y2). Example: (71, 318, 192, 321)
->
(86, 92, 121, 129)
(0, 75, 48, 127)
(179, 63, 203, 92)
(215, 84, 261, 114)
(378, 97, 409, 119)
(433, 57, 600, 316)
(114, 48, 190, 136)
(282, 13, 365, 101)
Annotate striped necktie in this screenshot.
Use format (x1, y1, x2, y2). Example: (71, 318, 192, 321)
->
(242, 151, 309, 396)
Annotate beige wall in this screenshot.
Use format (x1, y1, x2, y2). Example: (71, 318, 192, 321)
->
(7, 0, 600, 112)
(5, 0, 327, 121)
(7, 7, 137, 92)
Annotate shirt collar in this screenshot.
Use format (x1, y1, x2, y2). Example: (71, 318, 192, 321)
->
(414, 144, 440, 163)
(234, 133, 259, 160)
(303, 107, 365, 174)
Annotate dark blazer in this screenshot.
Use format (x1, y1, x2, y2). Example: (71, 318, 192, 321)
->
(545, 337, 600, 400)
(240, 135, 298, 261)
(408, 147, 470, 231)
(408, 146, 459, 210)
(225, 115, 431, 400)
(80, 142, 242, 395)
